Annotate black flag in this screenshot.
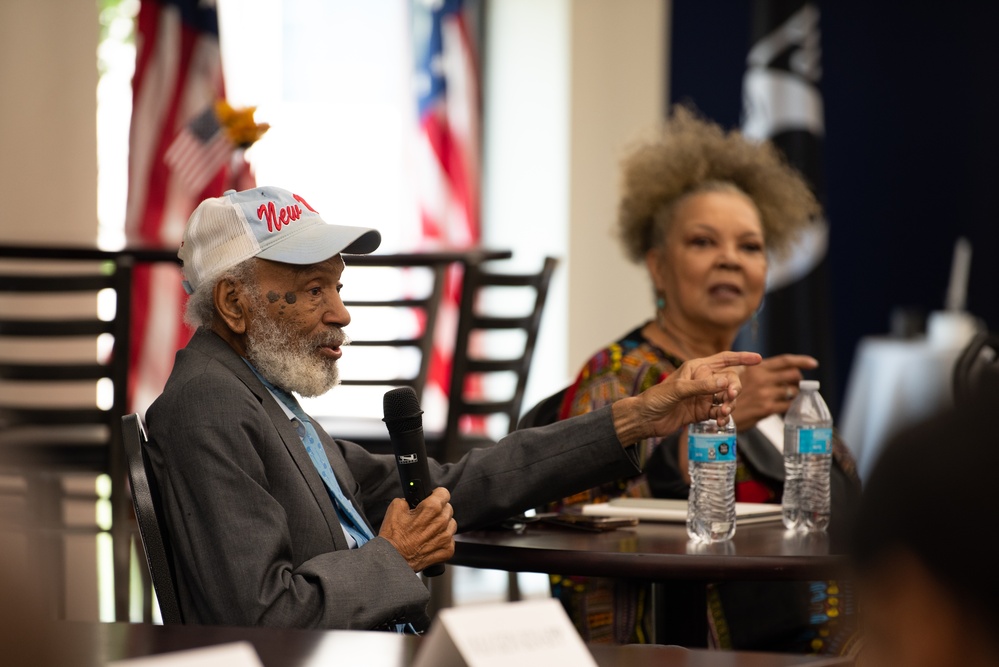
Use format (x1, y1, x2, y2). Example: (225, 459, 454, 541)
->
(741, 0, 837, 410)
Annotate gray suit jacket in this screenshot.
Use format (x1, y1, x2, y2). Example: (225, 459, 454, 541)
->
(146, 329, 639, 629)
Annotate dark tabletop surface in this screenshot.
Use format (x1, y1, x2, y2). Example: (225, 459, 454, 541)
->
(452, 520, 849, 581)
(40, 621, 849, 667)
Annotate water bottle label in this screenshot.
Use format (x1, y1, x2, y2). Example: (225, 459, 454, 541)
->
(688, 433, 737, 463)
(798, 428, 833, 455)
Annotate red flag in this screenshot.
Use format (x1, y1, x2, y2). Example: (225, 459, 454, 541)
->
(412, 0, 481, 411)
(125, 0, 251, 413)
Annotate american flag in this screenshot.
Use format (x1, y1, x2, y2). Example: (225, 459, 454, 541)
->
(163, 105, 233, 197)
(412, 0, 481, 411)
(125, 0, 252, 414)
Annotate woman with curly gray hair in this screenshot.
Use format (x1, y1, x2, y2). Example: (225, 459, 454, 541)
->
(549, 107, 860, 653)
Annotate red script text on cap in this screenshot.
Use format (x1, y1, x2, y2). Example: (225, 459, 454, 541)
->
(257, 201, 303, 233)
(255, 194, 320, 233)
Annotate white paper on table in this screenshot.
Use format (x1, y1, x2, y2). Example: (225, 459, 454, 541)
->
(582, 498, 783, 524)
(109, 641, 264, 667)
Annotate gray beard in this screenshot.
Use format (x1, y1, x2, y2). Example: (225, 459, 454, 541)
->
(245, 311, 347, 398)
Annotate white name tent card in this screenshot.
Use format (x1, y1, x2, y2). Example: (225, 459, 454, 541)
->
(109, 641, 264, 667)
(412, 598, 597, 667)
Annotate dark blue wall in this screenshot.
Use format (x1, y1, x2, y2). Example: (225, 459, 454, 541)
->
(669, 1, 999, 413)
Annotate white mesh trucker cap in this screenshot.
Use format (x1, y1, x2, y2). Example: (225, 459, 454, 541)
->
(178, 186, 381, 294)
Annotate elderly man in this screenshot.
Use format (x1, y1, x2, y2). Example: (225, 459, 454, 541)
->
(146, 186, 759, 630)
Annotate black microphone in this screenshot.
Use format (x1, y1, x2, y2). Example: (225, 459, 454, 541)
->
(382, 386, 445, 577)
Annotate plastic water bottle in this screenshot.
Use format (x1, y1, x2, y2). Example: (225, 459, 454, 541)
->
(687, 418, 737, 542)
(783, 380, 833, 532)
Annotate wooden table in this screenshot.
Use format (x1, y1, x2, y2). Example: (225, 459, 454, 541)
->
(452, 520, 849, 647)
(40, 621, 848, 666)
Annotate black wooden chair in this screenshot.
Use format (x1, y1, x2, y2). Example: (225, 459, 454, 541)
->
(308, 255, 448, 453)
(0, 253, 133, 620)
(338, 257, 446, 395)
(425, 257, 557, 613)
(441, 257, 558, 462)
(953, 330, 999, 403)
(121, 413, 183, 624)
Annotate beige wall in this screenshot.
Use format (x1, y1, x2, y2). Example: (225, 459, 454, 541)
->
(0, 1, 102, 622)
(484, 0, 669, 407)
(0, 0, 98, 245)
(567, 0, 668, 371)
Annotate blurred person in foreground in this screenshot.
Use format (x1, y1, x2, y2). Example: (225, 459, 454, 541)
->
(853, 377, 999, 667)
(550, 107, 861, 651)
(145, 185, 760, 630)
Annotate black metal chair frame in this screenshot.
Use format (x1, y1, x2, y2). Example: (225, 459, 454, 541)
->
(338, 256, 447, 399)
(442, 257, 559, 460)
(953, 330, 999, 403)
(0, 252, 134, 620)
(121, 413, 183, 624)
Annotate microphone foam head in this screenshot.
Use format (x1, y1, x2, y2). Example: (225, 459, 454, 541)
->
(383, 386, 423, 433)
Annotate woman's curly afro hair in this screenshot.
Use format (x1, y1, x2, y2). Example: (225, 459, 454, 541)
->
(617, 106, 821, 262)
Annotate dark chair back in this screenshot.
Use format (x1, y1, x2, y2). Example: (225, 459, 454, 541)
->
(0, 253, 134, 619)
(337, 256, 447, 399)
(516, 386, 569, 431)
(302, 255, 448, 453)
(953, 331, 999, 403)
(443, 257, 558, 461)
(0, 255, 132, 471)
(121, 413, 183, 624)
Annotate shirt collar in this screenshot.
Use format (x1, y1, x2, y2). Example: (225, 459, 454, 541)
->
(242, 358, 297, 423)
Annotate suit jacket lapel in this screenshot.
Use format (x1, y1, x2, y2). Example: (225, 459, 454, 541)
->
(190, 330, 349, 550)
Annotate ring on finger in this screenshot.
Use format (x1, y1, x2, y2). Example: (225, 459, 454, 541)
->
(712, 392, 723, 406)
(785, 386, 794, 401)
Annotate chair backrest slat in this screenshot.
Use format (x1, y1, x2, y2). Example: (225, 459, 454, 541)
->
(0, 273, 117, 292)
(347, 339, 424, 348)
(0, 320, 115, 337)
(0, 407, 107, 427)
(0, 253, 132, 533)
(343, 298, 434, 308)
(329, 262, 445, 396)
(0, 363, 109, 381)
(340, 378, 420, 387)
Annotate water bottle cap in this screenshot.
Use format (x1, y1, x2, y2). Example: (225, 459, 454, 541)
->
(800, 380, 820, 391)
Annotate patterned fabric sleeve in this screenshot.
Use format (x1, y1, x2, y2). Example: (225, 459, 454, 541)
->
(553, 340, 675, 509)
(549, 327, 859, 653)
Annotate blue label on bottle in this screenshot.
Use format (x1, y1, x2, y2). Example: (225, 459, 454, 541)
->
(798, 428, 832, 455)
(688, 433, 737, 463)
